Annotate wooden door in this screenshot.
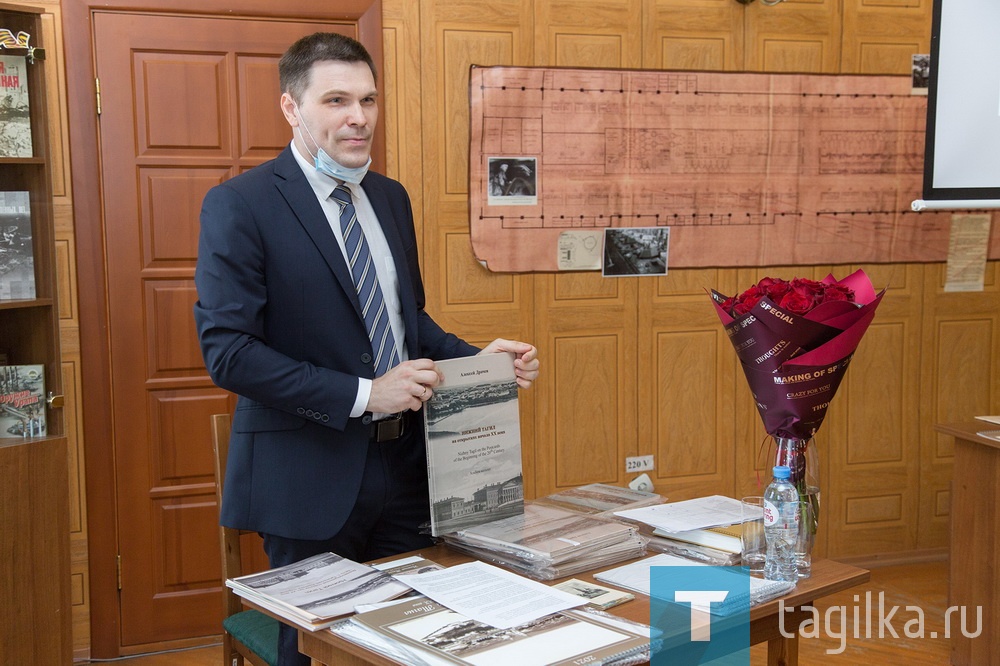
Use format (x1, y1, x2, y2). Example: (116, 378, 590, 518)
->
(91, 12, 355, 646)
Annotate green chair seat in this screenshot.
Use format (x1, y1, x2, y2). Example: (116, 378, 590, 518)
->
(222, 609, 280, 666)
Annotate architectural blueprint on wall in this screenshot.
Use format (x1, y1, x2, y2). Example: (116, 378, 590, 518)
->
(468, 66, 1000, 272)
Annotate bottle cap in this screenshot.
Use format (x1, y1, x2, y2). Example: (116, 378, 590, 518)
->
(772, 465, 791, 479)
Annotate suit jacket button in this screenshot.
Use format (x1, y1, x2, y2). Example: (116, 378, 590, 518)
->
(362, 414, 372, 425)
(306, 409, 314, 417)
(361, 352, 372, 364)
(321, 414, 330, 422)
(297, 407, 305, 414)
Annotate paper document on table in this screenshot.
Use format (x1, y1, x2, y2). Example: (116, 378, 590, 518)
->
(393, 561, 584, 629)
(595, 554, 795, 614)
(975, 415, 1000, 425)
(614, 495, 746, 533)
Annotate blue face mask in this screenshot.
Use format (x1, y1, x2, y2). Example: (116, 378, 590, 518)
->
(297, 111, 371, 184)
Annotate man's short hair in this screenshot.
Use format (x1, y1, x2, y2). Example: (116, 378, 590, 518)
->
(279, 32, 377, 101)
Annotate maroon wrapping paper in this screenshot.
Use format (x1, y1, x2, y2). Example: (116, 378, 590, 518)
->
(711, 270, 884, 440)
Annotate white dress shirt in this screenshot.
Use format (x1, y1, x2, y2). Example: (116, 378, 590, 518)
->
(291, 143, 407, 418)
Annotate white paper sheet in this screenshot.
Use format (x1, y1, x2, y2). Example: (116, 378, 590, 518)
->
(614, 495, 746, 533)
(392, 561, 584, 629)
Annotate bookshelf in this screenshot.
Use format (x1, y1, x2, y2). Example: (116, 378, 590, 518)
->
(0, 2, 71, 663)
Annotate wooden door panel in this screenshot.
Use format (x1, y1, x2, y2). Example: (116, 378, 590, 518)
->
(92, 11, 355, 646)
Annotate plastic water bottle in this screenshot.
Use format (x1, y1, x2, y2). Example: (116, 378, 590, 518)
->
(763, 465, 799, 582)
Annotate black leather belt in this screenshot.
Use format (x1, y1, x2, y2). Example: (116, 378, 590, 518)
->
(370, 412, 408, 442)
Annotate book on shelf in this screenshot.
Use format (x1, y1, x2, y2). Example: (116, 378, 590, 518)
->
(534, 482, 663, 516)
(0, 191, 35, 300)
(0, 55, 32, 158)
(0, 364, 45, 438)
(552, 578, 635, 610)
(225, 552, 411, 631)
(424, 352, 524, 537)
(347, 596, 654, 666)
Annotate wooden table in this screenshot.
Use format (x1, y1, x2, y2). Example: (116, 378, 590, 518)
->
(935, 421, 1000, 666)
(274, 544, 869, 666)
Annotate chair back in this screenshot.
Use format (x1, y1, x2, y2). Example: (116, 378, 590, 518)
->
(211, 413, 278, 666)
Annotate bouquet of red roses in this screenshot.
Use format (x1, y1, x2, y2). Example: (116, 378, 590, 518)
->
(710, 270, 883, 442)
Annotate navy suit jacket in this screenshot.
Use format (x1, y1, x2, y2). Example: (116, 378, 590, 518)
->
(194, 146, 478, 540)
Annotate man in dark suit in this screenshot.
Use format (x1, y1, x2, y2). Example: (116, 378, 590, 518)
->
(193, 32, 539, 666)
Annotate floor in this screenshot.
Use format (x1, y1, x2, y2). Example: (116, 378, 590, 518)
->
(78, 559, 952, 665)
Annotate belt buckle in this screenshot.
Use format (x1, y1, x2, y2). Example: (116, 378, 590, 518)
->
(374, 413, 404, 442)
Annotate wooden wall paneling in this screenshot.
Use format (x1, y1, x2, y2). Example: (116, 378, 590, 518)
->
(417, 0, 538, 494)
(381, 1, 423, 202)
(823, 263, 922, 558)
(639, 268, 739, 499)
(536, 0, 643, 69)
(644, 0, 745, 71)
(534, 273, 638, 497)
(919, 261, 1000, 550)
(744, 0, 843, 74)
(841, 0, 932, 74)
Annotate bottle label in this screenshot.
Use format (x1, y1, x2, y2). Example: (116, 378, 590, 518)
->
(763, 499, 800, 528)
(763, 499, 778, 526)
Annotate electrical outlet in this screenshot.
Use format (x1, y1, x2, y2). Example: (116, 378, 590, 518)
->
(625, 455, 654, 473)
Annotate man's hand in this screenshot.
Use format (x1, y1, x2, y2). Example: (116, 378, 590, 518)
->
(367, 359, 442, 413)
(479, 338, 540, 389)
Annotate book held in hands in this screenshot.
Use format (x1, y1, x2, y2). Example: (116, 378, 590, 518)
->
(424, 352, 524, 536)
(225, 552, 411, 631)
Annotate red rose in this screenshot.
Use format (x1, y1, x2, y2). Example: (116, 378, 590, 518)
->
(822, 283, 855, 303)
(759, 277, 791, 302)
(733, 285, 762, 314)
(779, 290, 813, 314)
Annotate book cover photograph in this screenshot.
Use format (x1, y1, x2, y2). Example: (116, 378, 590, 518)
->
(0, 364, 45, 438)
(351, 597, 652, 666)
(424, 352, 523, 537)
(226, 552, 411, 631)
(0, 191, 35, 300)
(0, 55, 32, 158)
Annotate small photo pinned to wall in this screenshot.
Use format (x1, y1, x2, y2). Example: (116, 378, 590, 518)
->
(602, 227, 669, 277)
(487, 157, 537, 206)
(911, 54, 930, 95)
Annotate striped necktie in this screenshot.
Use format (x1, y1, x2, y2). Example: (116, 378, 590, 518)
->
(330, 184, 400, 377)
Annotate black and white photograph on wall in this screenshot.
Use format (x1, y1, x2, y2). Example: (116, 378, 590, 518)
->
(487, 157, 538, 206)
(911, 54, 930, 95)
(602, 227, 669, 277)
